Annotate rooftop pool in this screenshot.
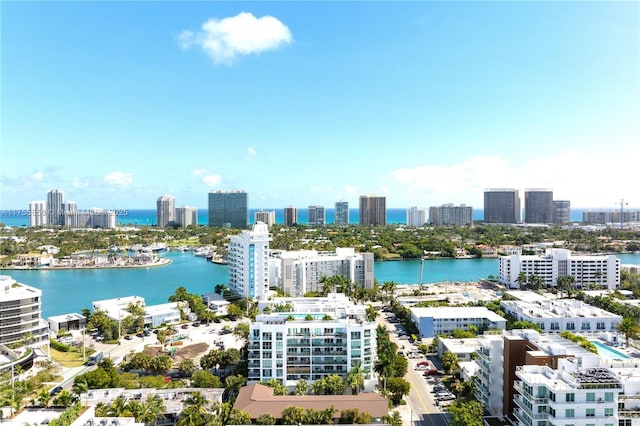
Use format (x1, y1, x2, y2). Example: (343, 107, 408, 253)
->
(592, 340, 629, 360)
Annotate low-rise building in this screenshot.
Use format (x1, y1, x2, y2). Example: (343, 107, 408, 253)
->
(48, 313, 87, 334)
(499, 248, 620, 289)
(437, 337, 482, 361)
(234, 384, 389, 423)
(269, 248, 374, 296)
(92, 296, 182, 328)
(500, 296, 622, 335)
(409, 306, 507, 338)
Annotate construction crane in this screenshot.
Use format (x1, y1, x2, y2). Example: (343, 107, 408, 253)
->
(615, 199, 629, 230)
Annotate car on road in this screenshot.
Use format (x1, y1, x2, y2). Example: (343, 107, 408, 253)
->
(136, 333, 144, 338)
(124, 335, 133, 340)
(50, 386, 63, 395)
(432, 385, 447, 393)
(435, 392, 456, 401)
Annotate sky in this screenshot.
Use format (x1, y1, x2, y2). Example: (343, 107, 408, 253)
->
(1, 1, 639, 210)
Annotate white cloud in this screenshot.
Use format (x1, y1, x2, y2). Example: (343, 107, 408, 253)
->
(387, 152, 638, 208)
(104, 172, 133, 186)
(247, 147, 256, 157)
(30, 171, 44, 181)
(192, 168, 222, 187)
(180, 12, 292, 65)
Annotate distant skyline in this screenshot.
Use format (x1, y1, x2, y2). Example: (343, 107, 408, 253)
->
(1, 2, 638, 210)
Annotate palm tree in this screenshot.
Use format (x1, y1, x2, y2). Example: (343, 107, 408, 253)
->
(72, 380, 89, 406)
(373, 355, 393, 390)
(141, 394, 166, 426)
(441, 351, 458, 375)
(184, 392, 209, 414)
(617, 317, 640, 346)
(36, 389, 51, 408)
(107, 396, 130, 417)
(515, 272, 528, 289)
(294, 379, 308, 396)
(347, 363, 365, 395)
(52, 390, 73, 408)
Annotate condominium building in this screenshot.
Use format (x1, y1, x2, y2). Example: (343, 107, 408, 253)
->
(62, 201, 78, 227)
(524, 189, 553, 224)
(254, 210, 276, 227)
(0, 275, 49, 346)
(499, 248, 620, 289)
(474, 329, 603, 420)
(429, 203, 473, 226)
(334, 200, 349, 225)
(248, 294, 377, 389)
(28, 201, 48, 227)
(359, 195, 386, 226)
(269, 248, 375, 296)
(514, 362, 621, 426)
(583, 209, 640, 225)
(47, 189, 64, 226)
(484, 188, 521, 224)
(156, 195, 176, 227)
(284, 206, 298, 227)
(175, 206, 198, 228)
(208, 190, 248, 228)
(553, 200, 571, 224)
(308, 205, 325, 227)
(500, 296, 622, 334)
(406, 207, 427, 227)
(408, 306, 507, 338)
(228, 222, 272, 300)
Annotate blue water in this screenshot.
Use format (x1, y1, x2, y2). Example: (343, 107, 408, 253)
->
(592, 340, 629, 359)
(4, 252, 639, 319)
(0, 208, 590, 227)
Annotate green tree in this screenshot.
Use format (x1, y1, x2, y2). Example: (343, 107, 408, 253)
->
(386, 377, 410, 405)
(191, 371, 223, 388)
(383, 410, 403, 426)
(447, 399, 484, 426)
(617, 317, 640, 346)
(178, 360, 196, 377)
(255, 413, 276, 425)
(338, 408, 372, 424)
(347, 363, 365, 395)
(441, 351, 458, 375)
(281, 406, 305, 425)
(295, 379, 308, 396)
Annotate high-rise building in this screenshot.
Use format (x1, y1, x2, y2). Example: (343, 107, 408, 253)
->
(228, 222, 271, 300)
(47, 189, 64, 226)
(334, 200, 349, 225)
(28, 201, 48, 227)
(269, 248, 375, 296)
(254, 210, 275, 227)
(429, 204, 473, 226)
(359, 195, 386, 226)
(0, 275, 49, 345)
(208, 190, 248, 228)
(552, 200, 571, 224)
(307, 205, 325, 227)
(406, 207, 427, 227)
(62, 201, 78, 227)
(484, 189, 521, 224)
(284, 206, 298, 227)
(156, 195, 176, 228)
(175, 206, 198, 228)
(524, 189, 553, 224)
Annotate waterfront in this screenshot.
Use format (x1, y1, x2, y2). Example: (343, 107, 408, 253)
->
(3, 252, 640, 319)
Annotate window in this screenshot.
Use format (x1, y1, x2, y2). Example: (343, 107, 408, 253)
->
(605, 408, 614, 417)
(565, 409, 574, 418)
(567, 322, 575, 330)
(581, 322, 591, 330)
(566, 393, 575, 402)
(604, 392, 614, 402)
(597, 322, 605, 330)
(586, 408, 595, 417)
(586, 393, 595, 402)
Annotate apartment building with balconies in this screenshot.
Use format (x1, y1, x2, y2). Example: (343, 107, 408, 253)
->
(0, 275, 48, 346)
(247, 295, 377, 390)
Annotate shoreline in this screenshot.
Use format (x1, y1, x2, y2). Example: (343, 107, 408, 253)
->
(0, 258, 172, 271)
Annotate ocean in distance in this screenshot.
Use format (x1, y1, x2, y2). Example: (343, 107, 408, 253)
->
(1, 208, 590, 227)
(4, 252, 640, 319)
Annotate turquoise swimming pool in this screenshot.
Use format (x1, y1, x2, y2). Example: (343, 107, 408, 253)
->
(592, 341, 629, 360)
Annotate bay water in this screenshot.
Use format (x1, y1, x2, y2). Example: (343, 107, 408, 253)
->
(2, 252, 639, 319)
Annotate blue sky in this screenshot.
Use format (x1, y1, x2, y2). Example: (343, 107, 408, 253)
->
(1, 1, 638, 210)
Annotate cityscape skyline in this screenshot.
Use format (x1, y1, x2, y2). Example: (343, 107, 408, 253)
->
(1, 2, 638, 210)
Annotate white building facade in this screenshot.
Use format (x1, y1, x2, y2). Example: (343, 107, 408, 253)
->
(269, 248, 375, 297)
(406, 207, 427, 227)
(499, 248, 620, 289)
(409, 306, 507, 338)
(228, 222, 272, 300)
(175, 206, 198, 228)
(28, 201, 48, 227)
(247, 296, 377, 389)
(0, 276, 49, 345)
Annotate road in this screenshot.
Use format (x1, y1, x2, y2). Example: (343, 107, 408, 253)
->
(378, 312, 450, 426)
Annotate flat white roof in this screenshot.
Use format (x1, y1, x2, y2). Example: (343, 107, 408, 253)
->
(48, 313, 85, 323)
(410, 306, 506, 322)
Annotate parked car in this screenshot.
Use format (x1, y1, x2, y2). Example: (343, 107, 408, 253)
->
(436, 392, 456, 401)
